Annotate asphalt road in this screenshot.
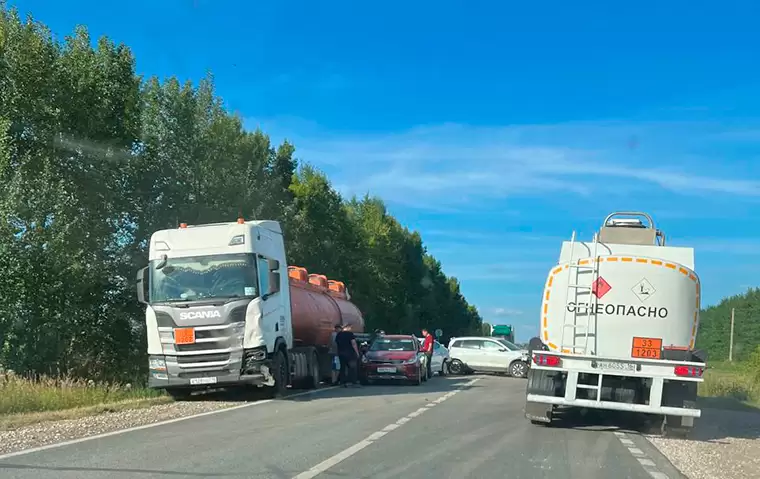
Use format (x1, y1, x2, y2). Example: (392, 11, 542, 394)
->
(0, 375, 686, 479)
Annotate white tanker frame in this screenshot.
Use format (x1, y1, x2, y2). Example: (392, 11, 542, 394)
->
(525, 212, 707, 437)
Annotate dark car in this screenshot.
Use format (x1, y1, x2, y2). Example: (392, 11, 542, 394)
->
(359, 334, 423, 385)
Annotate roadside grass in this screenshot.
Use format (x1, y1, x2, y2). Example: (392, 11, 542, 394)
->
(0, 372, 170, 429)
(700, 357, 760, 410)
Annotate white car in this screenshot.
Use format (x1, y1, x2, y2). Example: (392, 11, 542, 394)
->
(416, 338, 451, 378)
(446, 336, 529, 378)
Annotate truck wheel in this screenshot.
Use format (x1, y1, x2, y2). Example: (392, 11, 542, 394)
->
(509, 360, 529, 379)
(448, 359, 465, 375)
(307, 351, 320, 389)
(263, 349, 288, 398)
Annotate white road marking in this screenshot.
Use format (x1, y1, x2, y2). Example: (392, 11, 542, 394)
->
(614, 430, 670, 479)
(0, 386, 338, 461)
(292, 377, 480, 479)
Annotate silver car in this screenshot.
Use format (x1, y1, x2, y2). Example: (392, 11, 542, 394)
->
(446, 336, 529, 378)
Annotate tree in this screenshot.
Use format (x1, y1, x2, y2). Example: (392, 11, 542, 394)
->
(0, 4, 484, 380)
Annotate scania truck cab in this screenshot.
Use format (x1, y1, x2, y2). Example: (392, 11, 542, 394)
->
(136, 218, 294, 399)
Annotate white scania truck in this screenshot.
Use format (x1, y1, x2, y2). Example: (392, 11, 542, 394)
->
(525, 212, 707, 437)
(135, 218, 364, 399)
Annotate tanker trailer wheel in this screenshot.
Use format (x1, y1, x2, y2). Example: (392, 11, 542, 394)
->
(448, 359, 465, 375)
(263, 348, 288, 399)
(306, 350, 320, 389)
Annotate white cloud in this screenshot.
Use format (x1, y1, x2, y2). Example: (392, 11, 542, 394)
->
(491, 307, 525, 317)
(251, 119, 760, 210)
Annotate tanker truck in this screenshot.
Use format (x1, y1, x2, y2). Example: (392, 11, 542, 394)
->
(525, 212, 707, 437)
(135, 217, 365, 399)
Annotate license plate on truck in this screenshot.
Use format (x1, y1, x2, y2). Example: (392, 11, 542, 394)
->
(377, 367, 397, 373)
(189, 377, 217, 385)
(597, 361, 637, 372)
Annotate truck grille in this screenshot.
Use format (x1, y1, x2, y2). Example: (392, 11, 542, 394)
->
(176, 353, 231, 365)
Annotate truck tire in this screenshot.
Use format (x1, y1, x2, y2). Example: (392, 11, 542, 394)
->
(262, 348, 288, 399)
(527, 369, 558, 396)
(306, 350, 320, 389)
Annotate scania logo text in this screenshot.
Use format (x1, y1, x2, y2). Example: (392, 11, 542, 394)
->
(179, 310, 222, 320)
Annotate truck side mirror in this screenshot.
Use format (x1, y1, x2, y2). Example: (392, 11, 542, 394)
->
(136, 267, 149, 304)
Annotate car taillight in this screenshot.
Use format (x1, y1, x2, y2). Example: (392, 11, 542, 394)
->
(533, 354, 560, 367)
(674, 365, 703, 377)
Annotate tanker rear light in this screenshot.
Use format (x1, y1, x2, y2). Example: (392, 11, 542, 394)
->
(674, 366, 703, 378)
(533, 353, 561, 367)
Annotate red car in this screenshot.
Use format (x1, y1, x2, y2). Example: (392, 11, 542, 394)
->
(359, 334, 424, 385)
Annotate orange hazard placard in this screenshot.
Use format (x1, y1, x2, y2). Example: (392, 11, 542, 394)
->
(631, 337, 662, 359)
(174, 327, 196, 345)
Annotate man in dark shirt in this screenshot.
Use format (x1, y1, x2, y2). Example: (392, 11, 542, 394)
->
(335, 323, 360, 387)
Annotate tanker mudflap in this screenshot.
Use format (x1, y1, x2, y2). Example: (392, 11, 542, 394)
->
(525, 401, 553, 423)
(260, 365, 276, 387)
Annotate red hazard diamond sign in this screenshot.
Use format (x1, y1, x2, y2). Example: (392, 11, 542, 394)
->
(592, 277, 612, 299)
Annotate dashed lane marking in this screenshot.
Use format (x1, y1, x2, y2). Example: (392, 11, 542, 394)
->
(292, 377, 480, 479)
(614, 430, 671, 479)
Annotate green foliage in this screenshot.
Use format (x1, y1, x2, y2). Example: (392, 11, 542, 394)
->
(0, 6, 483, 381)
(697, 288, 760, 362)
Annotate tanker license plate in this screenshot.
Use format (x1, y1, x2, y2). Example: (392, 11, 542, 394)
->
(597, 361, 636, 372)
(377, 367, 397, 373)
(190, 377, 218, 385)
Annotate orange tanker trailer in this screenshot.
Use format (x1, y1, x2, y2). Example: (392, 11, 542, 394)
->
(288, 266, 365, 348)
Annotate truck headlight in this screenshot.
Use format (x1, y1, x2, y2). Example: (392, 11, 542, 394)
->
(149, 358, 166, 371)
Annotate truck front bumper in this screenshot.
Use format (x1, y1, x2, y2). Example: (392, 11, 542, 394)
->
(148, 348, 275, 389)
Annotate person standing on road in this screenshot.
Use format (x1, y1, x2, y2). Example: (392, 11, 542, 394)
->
(329, 324, 342, 385)
(335, 323, 360, 387)
(421, 328, 434, 379)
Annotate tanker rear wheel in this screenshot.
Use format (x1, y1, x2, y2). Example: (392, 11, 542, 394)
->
(306, 350, 320, 389)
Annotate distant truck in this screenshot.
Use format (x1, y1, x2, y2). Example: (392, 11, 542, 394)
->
(525, 212, 707, 437)
(135, 218, 365, 399)
(490, 324, 515, 343)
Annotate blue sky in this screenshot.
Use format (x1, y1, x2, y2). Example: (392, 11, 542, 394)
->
(13, 0, 760, 341)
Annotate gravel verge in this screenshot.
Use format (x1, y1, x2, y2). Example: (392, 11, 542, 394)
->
(0, 399, 243, 455)
(646, 403, 760, 479)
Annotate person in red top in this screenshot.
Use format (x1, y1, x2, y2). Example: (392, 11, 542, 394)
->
(421, 328, 434, 379)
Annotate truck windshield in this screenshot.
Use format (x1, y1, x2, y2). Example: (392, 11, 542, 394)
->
(370, 338, 417, 352)
(149, 253, 258, 303)
(496, 338, 520, 351)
